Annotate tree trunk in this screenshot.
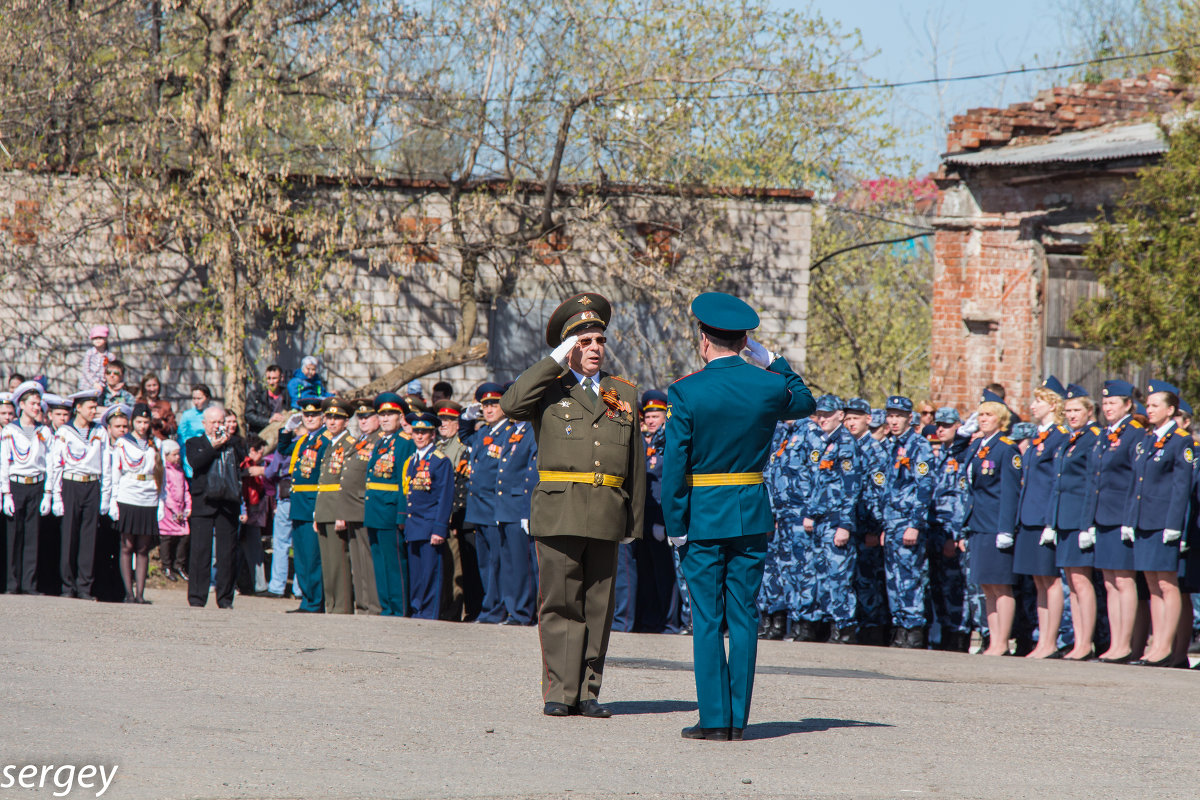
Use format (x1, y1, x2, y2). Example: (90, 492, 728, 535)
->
(217, 243, 246, 417)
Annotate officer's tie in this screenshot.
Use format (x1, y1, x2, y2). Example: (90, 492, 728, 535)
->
(582, 376, 596, 395)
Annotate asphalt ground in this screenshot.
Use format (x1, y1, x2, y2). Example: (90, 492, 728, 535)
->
(2, 587, 1198, 800)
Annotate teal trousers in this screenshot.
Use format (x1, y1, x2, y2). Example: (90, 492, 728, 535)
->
(368, 526, 409, 617)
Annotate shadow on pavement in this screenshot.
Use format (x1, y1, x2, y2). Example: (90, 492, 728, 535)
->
(743, 718, 892, 740)
(605, 699, 699, 715)
(608, 656, 948, 683)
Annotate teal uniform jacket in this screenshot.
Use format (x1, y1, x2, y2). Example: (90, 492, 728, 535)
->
(364, 430, 417, 530)
(284, 426, 330, 522)
(662, 354, 816, 540)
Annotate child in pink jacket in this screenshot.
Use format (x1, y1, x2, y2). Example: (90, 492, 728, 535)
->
(158, 439, 191, 581)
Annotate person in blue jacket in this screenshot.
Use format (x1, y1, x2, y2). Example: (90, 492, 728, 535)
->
(758, 419, 801, 640)
(402, 411, 455, 620)
(636, 390, 683, 633)
(495, 414, 538, 625)
(962, 399, 1022, 655)
(1047, 384, 1103, 659)
(663, 292, 814, 742)
(1086, 379, 1144, 663)
(463, 382, 509, 623)
(364, 392, 417, 617)
(843, 398, 891, 646)
(286, 356, 333, 409)
(927, 407, 971, 652)
(1123, 382, 1194, 667)
(1014, 376, 1071, 659)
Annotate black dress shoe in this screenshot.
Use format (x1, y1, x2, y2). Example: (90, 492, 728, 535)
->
(286, 607, 320, 614)
(263, 591, 285, 599)
(165, 570, 179, 582)
(1098, 653, 1134, 664)
(577, 700, 612, 718)
(543, 702, 573, 717)
(730, 728, 744, 741)
(124, 596, 136, 604)
(1130, 655, 1172, 667)
(681, 724, 730, 741)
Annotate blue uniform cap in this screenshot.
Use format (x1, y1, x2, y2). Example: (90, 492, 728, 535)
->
(921, 423, 939, 441)
(1147, 379, 1181, 397)
(1102, 379, 1134, 398)
(475, 382, 505, 403)
(981, 389, 1004, 404)
(1134, 401, 1147, 416)
(690, 292, 760, 336)
(868, 409, 886, 428)
(844, 397, 871, 414)
(885, 395, 912, 412)
(814, 394, 844, 412)
(1010, 422, 1038, 441)
(1179, 398, 1193, 416)
(374, 392, 405, 413)
(405, 411, 439, 430)
(1041, 375, 1066, 398)
(641, 389, 668, 413)
(934, 407, 960, 425)
(1065, 383, 1089, 399)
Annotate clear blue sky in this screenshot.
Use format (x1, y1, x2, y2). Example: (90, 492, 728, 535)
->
(779, 0, 1079, 172)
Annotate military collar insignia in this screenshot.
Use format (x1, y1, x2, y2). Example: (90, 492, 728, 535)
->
(559, 399, 571, 408)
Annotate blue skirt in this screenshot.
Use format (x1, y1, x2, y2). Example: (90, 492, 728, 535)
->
(1133, 528, 1180, 573)
(1093, 524, 1135, 571)
(1014, 524, 1057, 576)
(1055, 530, 1094, 569)
(967, 531, 1014, 586)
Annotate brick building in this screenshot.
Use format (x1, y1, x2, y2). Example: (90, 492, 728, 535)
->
(931, 69, 1199, 414)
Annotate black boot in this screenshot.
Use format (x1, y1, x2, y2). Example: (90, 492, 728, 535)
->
(947, 631, 971, 652)
(786, 620, 819, 642)
(766, 611, 787, 640)
(859, 626, 885, 646)
(895, 626, 927, 649)
(757, 613, 771, 639)
(829, 625, 858, 645)
(890, 626, 905, 647)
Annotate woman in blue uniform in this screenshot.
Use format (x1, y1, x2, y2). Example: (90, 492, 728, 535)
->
(963, 400, 1022, 656)
(1123, 385, 1193, 667)
(1014, 379, 1070, 659)
(1049, 385, 1102, 660)
(1087, 380, 1144, 663)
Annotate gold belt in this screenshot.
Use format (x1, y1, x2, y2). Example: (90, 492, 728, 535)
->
(63, 472, 98, 483)
(539, 470, 624, 488)
(366, 482, 399, 491)
(685, 472, 764, 487)
(10, 475, 44, 485)
(133, 474, 151, 481)
(292, 484, 320, 492)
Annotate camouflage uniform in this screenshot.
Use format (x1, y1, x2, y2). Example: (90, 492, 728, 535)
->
(928, 435, 971, 648)
(855, 431, 891, 636)
(759, 420, 798, 619)
(881, 423, 935, 642)
(806, 424, 862, 630)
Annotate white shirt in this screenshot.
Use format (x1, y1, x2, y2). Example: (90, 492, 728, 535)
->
(0, 421, 53, 486)
(1109, 413, 1131, 433)
(108, 434, 161, 509)
(1153, 420, 1175, 440)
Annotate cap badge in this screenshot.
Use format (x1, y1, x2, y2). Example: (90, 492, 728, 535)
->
(578, 296, 592, 305)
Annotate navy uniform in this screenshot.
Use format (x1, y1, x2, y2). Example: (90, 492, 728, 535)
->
(880, 396, 935, 647)
(402, 412, 455, 620)
(281, 398, 331, 613)
(1125, 382, 1192, 575)
(635, 390, 682, 633)
(806, 395, 863, 642)
(845, 399, 890, 644)
(46, 390, 108, 600)
(663, 292, 814, 740)
(495, 415, 538, 625)
(757, 419, 798, 639)
(1, 381, 52, 594)
(1014, 377, 1070, 580)
(1050, 388, 1103, 568)
(963, 431, 1022, 587)
(1087, 380, 1143, 573)
(463, 383, 508, 623)
(926, 407, 971, 651)
(365, 393, 416, 617)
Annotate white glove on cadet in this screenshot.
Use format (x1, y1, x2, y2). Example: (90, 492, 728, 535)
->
(109, 503, 120, 522)
(742, 339, 773, 368)
(1078, 527, 1096, 550)
(2, 494, 13, 517)
(520, 519, 529, 534)
(1039, 527, 1057, 547)
(995, 532, 1014, 550)
(1120, 525, 1135, 544)
(1164, 528, 1182, 544)
(39, 494, 51, 516)
(551, 334, 580, 368)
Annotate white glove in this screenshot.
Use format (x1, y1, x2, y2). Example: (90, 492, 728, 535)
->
(461, 403, 481, 422)
(1164, 528, 1182, 544)
(520, 519, 529, 534)
(2, 493, 12, 517)
(669, 535, 687, 547)
(283, 413, 303, 432)
(1079, 527, 1096, 550)
(1120, 525, 1135, 543)
(1040, 526, 1057, 547)
(39, 494, 51, 516)
(109, 503, 119, 521)
(620, 536, 636, 544)
(550, 334, 580, 368)
(653, 528, 666, 542)
(995, 532, 1014, 550)
(742, 338, 772, 368)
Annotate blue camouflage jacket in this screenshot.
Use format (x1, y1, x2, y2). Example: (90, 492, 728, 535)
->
(766, 419, 817, 523)
(881, 427, 935, 531)
(929, 435, 970, 536)
(854, 432, 888, 535)
(805, 424, 861, 531)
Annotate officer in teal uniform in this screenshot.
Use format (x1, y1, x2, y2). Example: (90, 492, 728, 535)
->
(364, 392, 417, 617)
(281, 398, 331, 613)
(662, 292, 815, 741)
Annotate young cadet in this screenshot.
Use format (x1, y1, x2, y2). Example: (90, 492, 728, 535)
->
(313, 397, 357, 614)
(495, 401, 538, 625)
(280, 397, 330, 613)
(463, 382, 509, 623)
(402, 411, 454, 620)
(843, 398, 890, 645)
(1, 381, 53, 594)
(344, 397, 381, 615)
(365, 393, 416, 617)
(759, 419, 801, 640)
(927, 407, 971, 651)
(47, 390, 107, 599)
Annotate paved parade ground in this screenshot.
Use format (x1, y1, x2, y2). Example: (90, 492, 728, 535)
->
(2, 590, 1198, 800)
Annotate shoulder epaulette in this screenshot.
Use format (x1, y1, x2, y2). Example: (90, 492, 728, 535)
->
(321, 431, 333, 440)
(671, 369, 702, 385)
(1175, 428, 1190, 437)
(400, 432, 412, 440)
(432, 448, 447, 459)
(1130, 420, 1144, 428)
(999, 436, 1015, 445)
(1057, 425, 1069, 434)
(609, 375, 636, 388)
(1089, 426, 1101, 434)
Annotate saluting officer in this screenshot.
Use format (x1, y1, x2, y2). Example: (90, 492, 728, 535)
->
(805, 395, 863, 644)
(464, 382, 509, 623)
(927, 407, 971, 652)
(364, 392, 416, 617)
(495, 400, 538, 625)
(313, 397, 359, 614)
(662, 292, 815, 741)
(501, 292, 646, 719)
(880, 395, 935, 648)
(402, 411, 455, 620)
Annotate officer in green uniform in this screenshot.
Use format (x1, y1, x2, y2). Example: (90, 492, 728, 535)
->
(662, 292, 815, 741)
(283, 397, 331, 613)
(345, 397, 381, 614)
(501, 292, 647, 719)
(313, 397, 357, 614)
(364, 393, 416, 617)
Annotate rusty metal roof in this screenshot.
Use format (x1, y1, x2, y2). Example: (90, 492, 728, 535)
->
(943, 122, 1166, 167)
